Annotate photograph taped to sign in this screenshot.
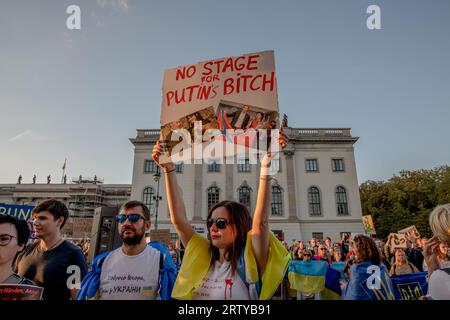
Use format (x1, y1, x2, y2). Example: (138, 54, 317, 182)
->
(391, 233, 407, 249)
(362, 215, 376, 235)
(398, 225, 421, 242)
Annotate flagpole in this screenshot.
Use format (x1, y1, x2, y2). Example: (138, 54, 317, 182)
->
(61, 158, 67, 183)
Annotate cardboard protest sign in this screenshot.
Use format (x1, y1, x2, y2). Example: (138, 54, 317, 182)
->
(160, 51, 279, 160)
(398, 225, 421, 242)
(361, 215, 376, 235)
(390, 233, 407, 249)
(0, 284, 43, 300)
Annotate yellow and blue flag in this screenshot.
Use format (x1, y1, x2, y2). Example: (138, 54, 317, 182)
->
(342, 261, 395, 300)
(390, 272, 428, 300)
(288, 260, 328, 293)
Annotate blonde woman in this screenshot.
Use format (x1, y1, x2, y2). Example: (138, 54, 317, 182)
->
(389, 249, 419, 276)
(424, 204, 450, 300)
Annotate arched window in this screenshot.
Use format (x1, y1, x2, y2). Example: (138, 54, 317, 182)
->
(336, 186, 349, 215)
(308, 186, 321, 216)
(238, 186, 251, 209)
(271, 185, 283, 216)
(143, 187, 154, 210)
(207, 185, 220, 211)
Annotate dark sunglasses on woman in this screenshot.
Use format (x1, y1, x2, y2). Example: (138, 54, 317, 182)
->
(206, 218, 230, 230)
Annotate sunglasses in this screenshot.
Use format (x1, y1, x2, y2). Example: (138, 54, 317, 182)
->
(207, 218, 230, 230)
(303, 254, 311, 257)
(116, 213, 147, 223)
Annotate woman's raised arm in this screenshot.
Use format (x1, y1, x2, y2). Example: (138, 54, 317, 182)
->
(153, 140, 194, 247)
(251, 128, 288, 275)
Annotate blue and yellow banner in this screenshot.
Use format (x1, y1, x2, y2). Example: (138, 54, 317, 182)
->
(288, 260, 328, 293)
(0, 204, 35, 222)
(390, 272, 428, 300)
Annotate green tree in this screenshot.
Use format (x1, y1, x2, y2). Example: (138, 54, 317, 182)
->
(360, 165, 450, 239)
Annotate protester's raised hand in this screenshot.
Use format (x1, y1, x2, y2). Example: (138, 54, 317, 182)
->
(423, 236, 441, 274)
(152, 140, 175, 171)
(261, 127, 288, 168)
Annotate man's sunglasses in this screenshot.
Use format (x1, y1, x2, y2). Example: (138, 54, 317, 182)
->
(303, 254, 311, 257)
(206, 218, 230, 230)
(116, 214, 147, 223)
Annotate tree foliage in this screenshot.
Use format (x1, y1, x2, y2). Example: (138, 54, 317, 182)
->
(360, 165, 450, 239)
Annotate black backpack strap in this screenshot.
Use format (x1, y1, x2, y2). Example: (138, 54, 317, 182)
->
(98, 256, 106, 269)
(159, 252, 164, 270)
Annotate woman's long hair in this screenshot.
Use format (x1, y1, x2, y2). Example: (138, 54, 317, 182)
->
(353, 234, 381, 265)
(207, 201, 252, 275)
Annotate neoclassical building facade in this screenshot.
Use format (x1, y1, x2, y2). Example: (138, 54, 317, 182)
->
(130, 127, 364, 243)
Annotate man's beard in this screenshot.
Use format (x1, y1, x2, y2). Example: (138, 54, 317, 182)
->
(121, 227, 145, 245)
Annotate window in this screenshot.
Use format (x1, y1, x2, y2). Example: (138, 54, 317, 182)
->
(312, 232, 324, 241)
(238, 186, 251, 208)
(175, 163, 183, 173)
(270, 158, 280, 174)
(170, 233, 179, 243)
(237, 158, 251, 172)
(144, 160, 159, 174)
(142, 187, 154, 209)
(271, 185, 283, 216)
(332, 159, 344, 172)
(308, 186, 321, 216)
(207, 186, 220, 211)
(207, 162, 221, 172)
(305, 159, 318, 172)
(336, 186, 349, 215)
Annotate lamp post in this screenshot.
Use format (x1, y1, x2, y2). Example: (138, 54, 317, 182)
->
(153, 169, 162, 230)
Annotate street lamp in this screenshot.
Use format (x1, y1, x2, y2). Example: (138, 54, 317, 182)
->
(152, 168, 162, 230)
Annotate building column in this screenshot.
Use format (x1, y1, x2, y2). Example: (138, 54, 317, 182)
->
(284, 150, 299, 221)
(225, 163, 234, 201)
(192, 164, 203, 222)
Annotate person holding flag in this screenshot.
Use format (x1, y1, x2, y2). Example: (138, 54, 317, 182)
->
(151, 127, 291, 300)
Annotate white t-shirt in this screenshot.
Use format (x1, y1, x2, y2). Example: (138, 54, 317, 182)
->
(99, 246, 161, 300)
(192, 260, 250, 300)
(428, 268, 450, 300)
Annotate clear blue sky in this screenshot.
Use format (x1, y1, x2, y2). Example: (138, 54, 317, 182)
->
(1, 0, 449, 185)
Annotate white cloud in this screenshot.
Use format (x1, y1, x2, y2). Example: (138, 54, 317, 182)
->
(9, 130, 33, 142)
(96, 0, 130, 12)
(8, 130, 48, 142)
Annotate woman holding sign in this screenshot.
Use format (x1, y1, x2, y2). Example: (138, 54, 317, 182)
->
(152, 127, 290, 300)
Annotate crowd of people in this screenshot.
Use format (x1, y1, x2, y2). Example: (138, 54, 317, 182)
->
(0, 130, 449, 301)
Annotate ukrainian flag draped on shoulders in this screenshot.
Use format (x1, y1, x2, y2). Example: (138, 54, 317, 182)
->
(171, 231, 291, 300)
(342, 261, 395, 300)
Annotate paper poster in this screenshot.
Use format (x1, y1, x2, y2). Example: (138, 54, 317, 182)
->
(390, 233, 407, 249)
(160, 51, 279, 160)
(0, 284, 43, 300)
(362, 215, 376, 235)
(398, 225, 421, 242)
